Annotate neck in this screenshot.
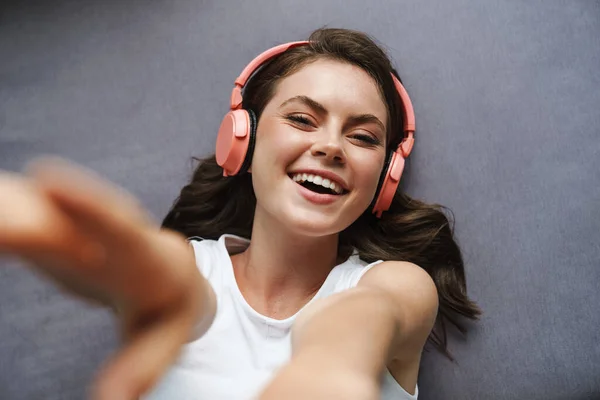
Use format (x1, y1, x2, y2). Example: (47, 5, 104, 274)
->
(231, 206, 340, 319)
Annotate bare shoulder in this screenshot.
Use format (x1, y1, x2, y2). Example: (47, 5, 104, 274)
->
(358, 260, 439, 359)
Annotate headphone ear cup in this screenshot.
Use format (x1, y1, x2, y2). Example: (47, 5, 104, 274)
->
(373, 151, 393, 200)
(216, 109, 254, 176)
(238, 109, 257, 175)
(372, 151, 405, 218)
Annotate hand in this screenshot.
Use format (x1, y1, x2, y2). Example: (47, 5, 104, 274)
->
(0, 157, 212, 400)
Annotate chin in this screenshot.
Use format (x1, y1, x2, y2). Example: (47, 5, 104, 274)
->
(279, 205, 355, 238)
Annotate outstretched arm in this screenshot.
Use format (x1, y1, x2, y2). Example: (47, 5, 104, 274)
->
(258, 261, 438, 400)
(0, 158, 217, 400)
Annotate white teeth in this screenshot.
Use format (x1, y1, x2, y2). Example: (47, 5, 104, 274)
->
(290, 173, 344, 194)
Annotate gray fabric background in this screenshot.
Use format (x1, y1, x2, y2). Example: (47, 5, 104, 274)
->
(1, 1, 599, 399)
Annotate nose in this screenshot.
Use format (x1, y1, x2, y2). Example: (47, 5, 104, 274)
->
(310, 130, 346, 165)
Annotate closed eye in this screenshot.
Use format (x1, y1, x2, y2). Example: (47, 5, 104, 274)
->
(286, 114, 314, 127)
(352, 134, 381, 146)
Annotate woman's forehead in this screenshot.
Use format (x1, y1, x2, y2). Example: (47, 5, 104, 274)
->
(271, 59, 388, 119)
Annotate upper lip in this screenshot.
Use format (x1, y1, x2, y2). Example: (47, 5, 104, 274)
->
(288, 168, 350, 191)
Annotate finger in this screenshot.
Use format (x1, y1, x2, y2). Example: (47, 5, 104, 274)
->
(91, 295, 198, 400)
(26, 156, 156, 240)
(0, 172, 54, 251)
(49, 197, 184, 309)
(0, 171, 93, 266)
(0, 168, 135, 305)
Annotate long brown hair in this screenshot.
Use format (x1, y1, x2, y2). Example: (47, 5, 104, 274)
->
(162, 28, 481, 360)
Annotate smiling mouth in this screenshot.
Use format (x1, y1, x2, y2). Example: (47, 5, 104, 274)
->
(288, 174, 349, 196)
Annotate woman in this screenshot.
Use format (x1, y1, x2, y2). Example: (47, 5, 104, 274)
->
(0, 28, 480, 399)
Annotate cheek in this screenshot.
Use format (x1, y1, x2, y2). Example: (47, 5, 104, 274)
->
(351, 151, 386, 194)
(250, 122, 297, 189)
(252, 121, 279, 167)
(253, 120, 302, 166)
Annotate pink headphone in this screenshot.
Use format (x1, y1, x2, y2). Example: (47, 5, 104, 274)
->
(215, 41, 415, 218)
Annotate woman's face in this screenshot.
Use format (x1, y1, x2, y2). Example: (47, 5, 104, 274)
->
(250, 58, 388, 237)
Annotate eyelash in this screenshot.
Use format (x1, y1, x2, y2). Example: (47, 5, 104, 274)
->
(354, 134, 380, 145)
(287, 115, 312, 126)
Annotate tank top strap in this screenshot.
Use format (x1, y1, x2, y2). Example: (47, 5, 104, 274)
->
(331, 257, 385, 292)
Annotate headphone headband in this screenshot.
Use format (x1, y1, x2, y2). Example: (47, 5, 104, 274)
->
(229, 41, 310, 111)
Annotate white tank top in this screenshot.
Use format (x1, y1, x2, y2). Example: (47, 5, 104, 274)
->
(143, 234, 418, 400)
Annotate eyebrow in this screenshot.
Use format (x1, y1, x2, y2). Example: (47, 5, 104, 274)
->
(279, 95, 386, 133)
(280, 95, 327, 116)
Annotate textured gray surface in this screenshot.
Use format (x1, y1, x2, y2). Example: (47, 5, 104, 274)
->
(1, 1, 599, 399)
